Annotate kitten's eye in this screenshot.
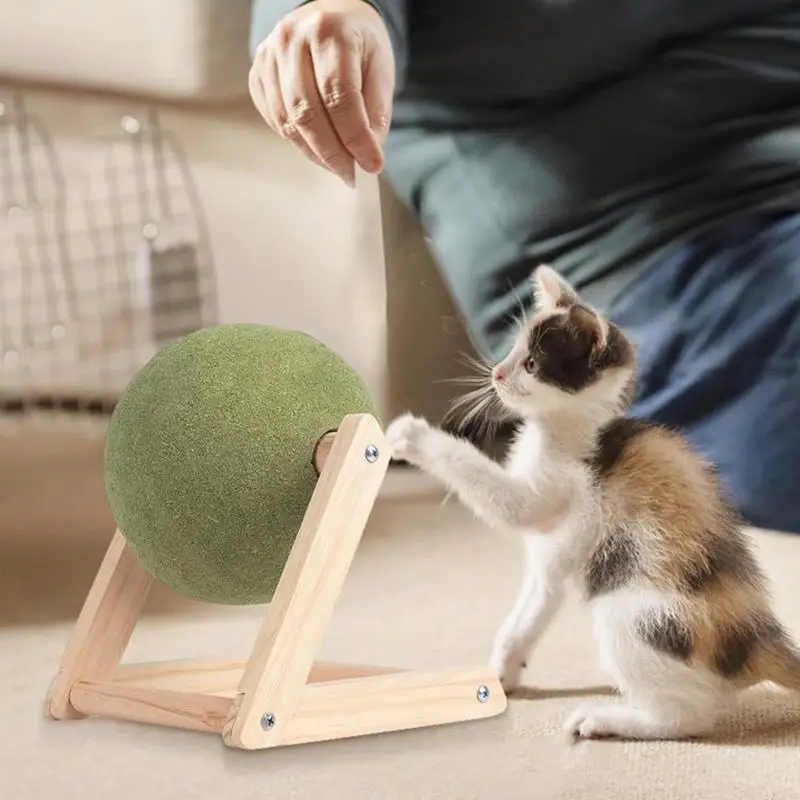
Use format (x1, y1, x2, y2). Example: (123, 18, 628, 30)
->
(524, 357, 536, 374)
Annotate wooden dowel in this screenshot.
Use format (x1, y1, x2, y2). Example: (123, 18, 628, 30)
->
(312, 430, 337, 475)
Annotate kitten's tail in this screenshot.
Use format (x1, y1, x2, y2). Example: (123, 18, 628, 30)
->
(754, 628, 800, 692)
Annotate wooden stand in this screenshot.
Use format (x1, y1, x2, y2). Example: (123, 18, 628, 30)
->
(45, 413, 507, 750)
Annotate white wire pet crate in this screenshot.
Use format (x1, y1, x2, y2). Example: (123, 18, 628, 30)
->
(0, 92, 217, 424)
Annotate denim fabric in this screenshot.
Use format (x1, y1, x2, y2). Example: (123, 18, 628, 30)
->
(610, 213, 800, 534)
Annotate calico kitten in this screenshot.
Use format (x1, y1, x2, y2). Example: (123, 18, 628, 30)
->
(385, 264, 800, 741)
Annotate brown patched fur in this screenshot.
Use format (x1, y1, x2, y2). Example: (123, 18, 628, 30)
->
(591, 421, 800, 689)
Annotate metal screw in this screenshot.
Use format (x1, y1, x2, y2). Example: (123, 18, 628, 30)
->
(365, 444, 379, 463)
(120, 115, 141, 134)
(477, 685, 490, 703)
(260, 712, 276, 731)
(51, 324, 66, 340)
(7, 204, 23, 220)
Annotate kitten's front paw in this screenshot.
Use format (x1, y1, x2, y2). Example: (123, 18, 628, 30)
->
(490, 647, 526, 694)
(385, 413, 433, 466)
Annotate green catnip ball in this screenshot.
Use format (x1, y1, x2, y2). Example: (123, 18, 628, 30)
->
(104, 323, 379, 605)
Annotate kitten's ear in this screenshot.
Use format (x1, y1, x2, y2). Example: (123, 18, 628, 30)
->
(568, 304, 609, 352)
(530, 264, 580, 310)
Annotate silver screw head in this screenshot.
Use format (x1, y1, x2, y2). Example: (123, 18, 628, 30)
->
(365, 444, 379, 463)
(477, 685, 490, 703)
(260, 712, 276, 731)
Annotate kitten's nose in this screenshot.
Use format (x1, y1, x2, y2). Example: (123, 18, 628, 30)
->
(493, 367, 505, 382)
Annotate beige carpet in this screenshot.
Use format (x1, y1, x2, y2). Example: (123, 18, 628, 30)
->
(3, 427, 800, 800)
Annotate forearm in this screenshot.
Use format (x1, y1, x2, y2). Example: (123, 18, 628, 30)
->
(422, 430, 570, 531)
(248, 0, 408, 87)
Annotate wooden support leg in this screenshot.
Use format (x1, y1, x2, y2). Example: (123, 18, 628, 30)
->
(223, 413, 390, 749)
(46, 529, 154, 719)
(281, 666, 506, 747)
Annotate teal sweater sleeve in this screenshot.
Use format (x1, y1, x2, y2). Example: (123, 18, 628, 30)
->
(248, 0, 408, 88)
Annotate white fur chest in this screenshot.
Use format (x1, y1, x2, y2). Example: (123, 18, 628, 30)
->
(505, 421, 591, 498)
(505, 422, 545, 479)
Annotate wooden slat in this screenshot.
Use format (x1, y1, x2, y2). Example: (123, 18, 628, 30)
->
(112, 659, 405, 697)
(70, 680, 232, 734)
(46, 530, 154, 719)
(266, 667, 505, 749)
(223, 414, 390, 749)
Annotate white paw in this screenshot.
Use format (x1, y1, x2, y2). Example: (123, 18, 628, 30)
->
(564, 701, 708, 741)
(385, 413, 433, 465)
(490, 647, 526, 694)
(563, 702, 612, 739)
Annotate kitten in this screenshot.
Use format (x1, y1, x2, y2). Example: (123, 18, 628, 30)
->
(385, 264, 800, 741)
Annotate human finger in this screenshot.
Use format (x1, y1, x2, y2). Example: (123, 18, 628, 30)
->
(266, 48, 326, 169)
(309, 29, 383, 173)
(279, 41, 355, 183)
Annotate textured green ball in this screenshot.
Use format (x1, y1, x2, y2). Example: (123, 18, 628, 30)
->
(103, 323, 379, 605)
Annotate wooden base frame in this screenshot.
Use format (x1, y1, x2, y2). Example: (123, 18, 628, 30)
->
(45, 413, 507, 750)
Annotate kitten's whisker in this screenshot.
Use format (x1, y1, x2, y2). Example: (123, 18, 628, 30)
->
(443, 381, 505, 440)
(434, 374, 493, 386)
(446, 387, 493, 416)
(509, 278, 530, 320)
(533, 322, 547, 352)
(444, 393, 485, 424)
(509, 283, 530, 332)
(457, 350, 494, 375)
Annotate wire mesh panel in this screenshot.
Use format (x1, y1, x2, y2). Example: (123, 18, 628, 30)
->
(0, 93, 217, 426)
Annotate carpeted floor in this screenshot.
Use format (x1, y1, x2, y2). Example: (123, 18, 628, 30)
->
(3, 427, 800, 799)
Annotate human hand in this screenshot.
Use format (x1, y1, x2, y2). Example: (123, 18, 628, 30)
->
(249, 0, 396, 187)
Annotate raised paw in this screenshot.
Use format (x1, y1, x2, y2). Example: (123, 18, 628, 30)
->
(385, 413, 433, 466)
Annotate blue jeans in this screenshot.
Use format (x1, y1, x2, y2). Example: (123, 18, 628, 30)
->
(610, 212, 800, 534)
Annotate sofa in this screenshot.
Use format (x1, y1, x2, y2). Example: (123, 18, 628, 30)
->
(0, 0, 475, 427)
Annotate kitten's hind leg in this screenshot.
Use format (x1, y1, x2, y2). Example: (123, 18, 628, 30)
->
(568, 610, 730, 740)
(491, 541, 567, 692)
(563, 699, 719, 741)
